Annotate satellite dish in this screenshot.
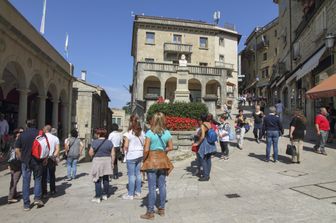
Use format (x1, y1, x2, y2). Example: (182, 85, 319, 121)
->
(141, 13, 145, 16)
(131, 11, 135, 17)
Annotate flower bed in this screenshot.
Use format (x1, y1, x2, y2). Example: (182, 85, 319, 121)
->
(166, 116, 198, 131)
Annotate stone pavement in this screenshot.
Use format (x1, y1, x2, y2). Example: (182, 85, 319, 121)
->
(0, 110, 336, 222)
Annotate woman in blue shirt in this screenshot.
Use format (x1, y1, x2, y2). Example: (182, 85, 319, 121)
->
(140, 112, 173, 220)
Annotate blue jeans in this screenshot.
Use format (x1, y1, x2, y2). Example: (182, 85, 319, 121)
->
(266, 131, 280, 161)
(201, 154, 212, 178)
(147, 170, 167, 213)
(67, 158, 78, 179)
(95, 175, 109, 198)
(22, 160, 43, 208)
(127, 157, 142, 196)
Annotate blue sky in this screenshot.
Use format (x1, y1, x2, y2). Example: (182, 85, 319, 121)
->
(9, 0, 278, 108)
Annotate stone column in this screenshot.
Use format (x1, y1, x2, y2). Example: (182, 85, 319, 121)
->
(201, 82, 206, 102)
(17, 89, 29, 128)
(160, 80, 165, 98)
(38, 95, 47, 129)
(175, 66, 190, 102)
(61, 102, 69, 140)
(52, 100, 59, 128)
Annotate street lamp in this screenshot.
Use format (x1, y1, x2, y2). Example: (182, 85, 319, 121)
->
(325, 33, 335, 49)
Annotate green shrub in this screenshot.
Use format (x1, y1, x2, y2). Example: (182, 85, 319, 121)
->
(147, 102, 208, 120)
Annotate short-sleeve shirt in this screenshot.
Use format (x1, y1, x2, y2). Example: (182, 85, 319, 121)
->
(108, 131, 122, 148)
(92, 139, 113, 157)
(125, 130, 145, 160)
(145, 130, 172, 151)
(315, 114, 330, 131)
(252, 112, 263, 124)
(290, 117, 306, 140)
(15, 128, 39, 165)
(46, 133, 60, 156)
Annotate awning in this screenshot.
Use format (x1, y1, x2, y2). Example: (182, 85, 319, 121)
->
(226, 81, 236, 86)
(286, 46, 326, 84)
(256, 81, 270, 88)
(245, 81, 257, 90)
(306, 74, 336, 99)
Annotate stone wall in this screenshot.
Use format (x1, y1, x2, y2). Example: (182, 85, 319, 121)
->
(168, 131, 195, 161)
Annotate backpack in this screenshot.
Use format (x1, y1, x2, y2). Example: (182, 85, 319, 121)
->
(224, 124, 236, 141)
(204, 124, 218, 144)
(31, 131, 50, 160)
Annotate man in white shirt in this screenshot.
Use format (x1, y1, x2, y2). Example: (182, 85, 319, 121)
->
(42, 125, 60, 196)
(0, 113, 9, 152)
(108, 123, 122, 179)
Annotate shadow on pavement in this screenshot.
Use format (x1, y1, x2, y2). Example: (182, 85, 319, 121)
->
(248, 153, 265, 161)
(185, 159, 199, 176)
(56, 172, 89, 182)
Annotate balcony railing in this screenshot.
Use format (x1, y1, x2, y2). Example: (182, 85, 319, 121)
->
(188, 65, 224, 76)
(256, 40, 269, 51)
(137, 62, 177, 72)
(137, 62, 225, 76)
(215, 61, 234, 70)
(164, 43, 193, 53)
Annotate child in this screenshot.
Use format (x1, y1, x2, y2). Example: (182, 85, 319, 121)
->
(218, 114, 230, 160)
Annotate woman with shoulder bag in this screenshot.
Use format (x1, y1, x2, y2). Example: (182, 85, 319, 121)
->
(289, 110, 306, 164)
(89, 128, 115, 203)
(64, 129, 83, 181)
(8, 128, 24, 203)
(140, 112, 173, 220)
(122, 115, 145, 200)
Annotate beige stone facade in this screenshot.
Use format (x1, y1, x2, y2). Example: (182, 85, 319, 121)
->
(111, 108, 129, 132)
(0, 1, 73, 139)
(71, 78, 112, 146)
(131, 15, 240, 117)
(240, 18, 279, 101)
(271, 0, 336, 125)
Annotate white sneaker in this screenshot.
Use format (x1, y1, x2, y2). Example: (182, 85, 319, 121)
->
(122, 194, 134, 200)
(102, 195, 108, 201)
(134, 192, 142, 199)
(91, 197, 101, 203)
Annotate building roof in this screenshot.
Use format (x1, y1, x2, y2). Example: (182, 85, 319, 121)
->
(244, 17, 278, 45)
(74, 78, 110, 102)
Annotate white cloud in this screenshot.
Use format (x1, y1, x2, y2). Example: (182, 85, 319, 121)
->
(103, 86, 131, 108)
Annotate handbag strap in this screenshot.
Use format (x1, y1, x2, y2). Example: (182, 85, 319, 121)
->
(157, 133, 166, 149)
(93, 139, 107, 157)
(137, 136, 144, 146)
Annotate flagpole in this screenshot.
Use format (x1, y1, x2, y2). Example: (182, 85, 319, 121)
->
(40, 0, 47, 34)
(65, 33, 69, 60)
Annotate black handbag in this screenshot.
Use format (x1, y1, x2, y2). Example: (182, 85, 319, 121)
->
(286, 144, 296, 156)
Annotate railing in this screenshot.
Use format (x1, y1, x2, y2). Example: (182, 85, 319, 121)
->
(215, 61, 234, 70)
(138, 62, 225, 76)
(164, 43, 193, 53)
(223, 23, 236, 31)
(188, 65, 224, 76)
(137, 62, 177, 72)
(256, 40, 269, 51)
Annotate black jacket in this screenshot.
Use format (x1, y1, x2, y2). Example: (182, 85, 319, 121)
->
(262, 114, 284, 136)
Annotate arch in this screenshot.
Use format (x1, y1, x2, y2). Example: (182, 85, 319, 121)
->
(1, 61, 27, 94)
(205, 80, 221, 95)
(59, 88, 68, 104)
(143, 76, 161, 99)
(0, 54, 28, 86)
(165, 77, 177, 102)
(188, 78, 202, 102)
(47, 82, 59, 102)
(28, 72, 46, 96)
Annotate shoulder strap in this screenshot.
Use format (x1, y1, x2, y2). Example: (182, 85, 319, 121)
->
(137, 136, 144, 146)
(93, 139, 107, 157)
(157, 133, 166, 149)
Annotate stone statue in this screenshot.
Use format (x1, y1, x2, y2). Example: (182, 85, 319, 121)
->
(179, 54, 187, 67)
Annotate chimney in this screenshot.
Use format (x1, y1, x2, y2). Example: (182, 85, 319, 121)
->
(81, 70, 87, 81)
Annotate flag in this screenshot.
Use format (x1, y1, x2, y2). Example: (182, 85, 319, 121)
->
(40, 0, 47, 34)
(65, 33, 69, 52)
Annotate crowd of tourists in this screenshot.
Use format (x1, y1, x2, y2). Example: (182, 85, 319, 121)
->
(1, 99, 335, 220)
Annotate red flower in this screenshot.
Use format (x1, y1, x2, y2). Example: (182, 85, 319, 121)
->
(165, 116, 198, 131)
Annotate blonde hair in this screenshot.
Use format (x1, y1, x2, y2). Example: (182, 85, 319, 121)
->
(151, 112, 166, 134)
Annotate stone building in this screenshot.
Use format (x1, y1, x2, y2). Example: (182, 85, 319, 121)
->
(111, 108, 129, 132)
(271, 0, 336, 125)
(240, 18, 279, 102)
(71, 72, 112, 148)
(131, 15, 241, 117)
(0, 1, 73, 138)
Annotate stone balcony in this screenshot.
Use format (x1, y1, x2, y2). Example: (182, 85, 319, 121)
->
(137, 62, 227, 76)
(215, 61, 234, 70)
(164, 43, 193, 53)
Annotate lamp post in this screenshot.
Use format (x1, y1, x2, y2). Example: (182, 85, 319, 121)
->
(325, 33, 335, 73)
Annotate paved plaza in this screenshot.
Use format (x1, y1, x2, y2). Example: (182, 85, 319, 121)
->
(0, 111, 336, 223)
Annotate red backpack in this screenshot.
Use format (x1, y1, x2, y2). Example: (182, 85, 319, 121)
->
(31, 130, 51, 160)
